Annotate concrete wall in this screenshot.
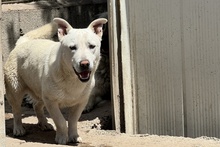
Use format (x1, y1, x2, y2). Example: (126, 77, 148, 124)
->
(2, 1, 107, 63)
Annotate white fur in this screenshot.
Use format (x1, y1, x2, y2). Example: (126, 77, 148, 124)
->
(4, 17, 107, 144)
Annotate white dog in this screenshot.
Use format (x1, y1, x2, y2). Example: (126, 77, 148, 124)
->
(4, 17, 107, 144)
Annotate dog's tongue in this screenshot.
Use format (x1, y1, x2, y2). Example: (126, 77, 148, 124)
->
(79, 71, 90, 80)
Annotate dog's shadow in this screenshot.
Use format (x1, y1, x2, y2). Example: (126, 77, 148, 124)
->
(6, 120, 82, 146)
(5, 100, 80, 146)
(6, 122, 55, 144)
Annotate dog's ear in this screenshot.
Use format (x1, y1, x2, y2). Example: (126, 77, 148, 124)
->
(53, 18, 73, 40)
(88, 18, 108, 38)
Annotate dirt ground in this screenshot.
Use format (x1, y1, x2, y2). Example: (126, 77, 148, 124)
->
(4, 99, 220, 147)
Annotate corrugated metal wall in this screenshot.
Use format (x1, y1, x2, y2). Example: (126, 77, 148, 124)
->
(126, 0, 184, 136)
(116, 0, 220, 137)
(182, 0, 220, 138)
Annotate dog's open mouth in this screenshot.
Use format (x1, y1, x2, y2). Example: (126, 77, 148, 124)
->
(79, 71, 91, 82)
(74, 68, 91, 82)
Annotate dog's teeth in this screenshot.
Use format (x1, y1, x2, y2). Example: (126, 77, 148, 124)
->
(79, 71, 90, 79)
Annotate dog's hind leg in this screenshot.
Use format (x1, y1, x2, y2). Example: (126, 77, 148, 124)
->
(4, 61, 27, 136)
(6, 88, 26, 136)
(32, 96, 54, 131)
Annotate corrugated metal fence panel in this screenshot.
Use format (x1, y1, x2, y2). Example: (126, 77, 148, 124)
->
(126, 0, 184, 136)
(122, 0, 220, 137)
(183, 0, 220, 138)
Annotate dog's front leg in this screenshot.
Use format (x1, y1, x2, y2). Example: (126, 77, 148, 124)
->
(68, 101, 87, 143)
(44, 99, 68, 144)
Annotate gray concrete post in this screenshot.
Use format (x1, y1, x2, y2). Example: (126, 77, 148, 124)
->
(0, 0, 6, 145)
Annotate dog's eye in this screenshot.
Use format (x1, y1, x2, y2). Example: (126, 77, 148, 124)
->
(89, 44, 96, 49)
(69, 45, 77, 51)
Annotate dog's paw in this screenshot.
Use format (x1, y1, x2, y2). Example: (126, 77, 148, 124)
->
(38, 122, 54, 131)
(69, 136, 82, 143)
(55, 134, 68, 145)
(13, 126, 26, 136)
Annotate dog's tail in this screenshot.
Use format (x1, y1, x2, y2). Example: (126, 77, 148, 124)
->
(16, 22, 58, 46)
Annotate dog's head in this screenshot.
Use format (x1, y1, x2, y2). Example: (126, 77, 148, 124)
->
(53, 18, 107, 82)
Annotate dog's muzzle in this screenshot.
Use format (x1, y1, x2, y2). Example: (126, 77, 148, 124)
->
(74, 60, 91, 82)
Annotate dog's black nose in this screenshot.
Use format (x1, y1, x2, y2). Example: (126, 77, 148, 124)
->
(80, 60, 90, 69)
